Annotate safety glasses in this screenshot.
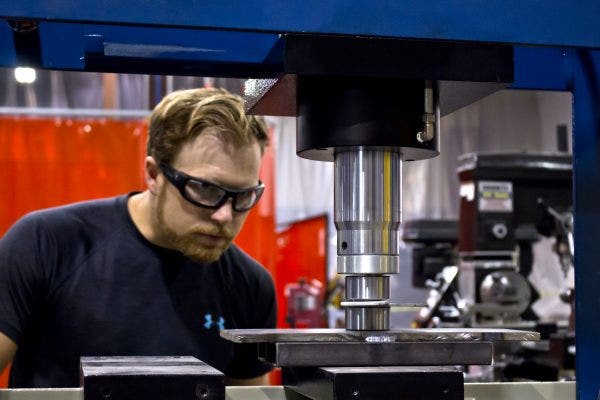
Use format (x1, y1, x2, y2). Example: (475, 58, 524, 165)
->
(159, 162, 264, 212)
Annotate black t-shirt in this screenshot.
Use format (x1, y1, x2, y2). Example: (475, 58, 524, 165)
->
(0, 194, 276, 388)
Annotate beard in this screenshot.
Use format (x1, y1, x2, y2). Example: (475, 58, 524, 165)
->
(167, 227, 233, 263)
(155, 189, 234, 263)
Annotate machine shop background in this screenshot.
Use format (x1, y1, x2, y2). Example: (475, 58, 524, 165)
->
(0, 67, 572, 332)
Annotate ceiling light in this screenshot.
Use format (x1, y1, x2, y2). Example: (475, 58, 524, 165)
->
(14, 67, 37, 84)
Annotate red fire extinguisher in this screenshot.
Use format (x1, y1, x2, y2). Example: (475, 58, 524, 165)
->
(284, 278, 325, 328)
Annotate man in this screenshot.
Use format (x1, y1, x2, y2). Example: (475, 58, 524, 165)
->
(0, 88, 276, 387)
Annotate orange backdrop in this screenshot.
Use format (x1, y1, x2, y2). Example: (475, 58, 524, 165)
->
(0, 116, 276, 387)
(0, 117, 148, 234)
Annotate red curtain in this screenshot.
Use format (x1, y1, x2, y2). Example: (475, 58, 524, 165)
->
(0, 117, 148, 234)
(234, 128, 277, 277)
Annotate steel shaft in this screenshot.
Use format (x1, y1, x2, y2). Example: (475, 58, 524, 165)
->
(335, 149, 402, 330)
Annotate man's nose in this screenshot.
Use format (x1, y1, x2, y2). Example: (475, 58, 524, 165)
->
(211, 199, 234, 223)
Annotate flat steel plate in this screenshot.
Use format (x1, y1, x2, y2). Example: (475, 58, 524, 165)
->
(261, 341, 493, 366)
(220, 328, 539, 343)
(81, 356, 224, 400)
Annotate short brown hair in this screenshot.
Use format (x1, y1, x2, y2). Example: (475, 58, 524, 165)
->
(147, 88, 269, 164)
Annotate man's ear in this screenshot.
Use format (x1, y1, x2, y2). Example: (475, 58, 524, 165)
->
(145, 156, 160, 195)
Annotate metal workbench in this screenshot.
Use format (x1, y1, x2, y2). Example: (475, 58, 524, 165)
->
(0, 382, 577, 400)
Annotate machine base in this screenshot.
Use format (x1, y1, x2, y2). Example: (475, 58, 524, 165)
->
(282, 366, 464, 400)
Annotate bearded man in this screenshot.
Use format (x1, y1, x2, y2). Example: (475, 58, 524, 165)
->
(0, 88, 276, 388)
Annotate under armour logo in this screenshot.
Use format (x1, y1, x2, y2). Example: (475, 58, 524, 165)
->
(204, 314, 225, 330)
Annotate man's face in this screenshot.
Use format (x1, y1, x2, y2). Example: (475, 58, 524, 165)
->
(154, 129, 262, 263)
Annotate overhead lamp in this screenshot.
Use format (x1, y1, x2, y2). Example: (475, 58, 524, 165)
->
(14, 67, 36, 84)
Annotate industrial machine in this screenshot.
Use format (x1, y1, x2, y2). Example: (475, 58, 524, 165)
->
(404, 152, 574, 382)
(0, 2, 599, 399)
(407, 152, 572, 328)
(456, 152, 572, 327)
(219, 38, 543, 399)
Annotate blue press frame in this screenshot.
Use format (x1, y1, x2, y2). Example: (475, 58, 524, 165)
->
(0, 2, 599, 397)
(0, 0, 599, 47)
(513, 47, 600, 398)
(571, 50, 600, 400)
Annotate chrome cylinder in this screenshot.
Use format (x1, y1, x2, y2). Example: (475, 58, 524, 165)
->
(335, 149, 402, 331)
(295, 80, 439, 332)
(345, 306, 390, 331)
(346, 276, 389, 300)
(338, 255, 399, 274)
(335, 149, 402, 257)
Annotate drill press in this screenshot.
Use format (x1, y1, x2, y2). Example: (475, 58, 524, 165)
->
(294, 76, 439, 330)
(222, 34, 539, 400)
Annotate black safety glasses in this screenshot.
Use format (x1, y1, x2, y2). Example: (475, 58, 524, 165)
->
(159, 162, 264, 212)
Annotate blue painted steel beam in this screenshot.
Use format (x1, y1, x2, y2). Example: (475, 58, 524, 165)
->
(482, 47, 600, 400)
(504, 47, 600, 399)
(511, 46, 570, 91)
(0, 22, 283, 76)
(0, 1, 599, 48)
(0, 18, 16, 66)
(571, 49, 600, 400)
(43, 23, 280, 68)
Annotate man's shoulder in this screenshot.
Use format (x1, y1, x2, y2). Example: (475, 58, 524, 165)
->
(24, 195, 128, 226)
(14, 195, 131, 243)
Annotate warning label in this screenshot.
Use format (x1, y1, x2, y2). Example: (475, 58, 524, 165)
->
(478, 181, 513, 212)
